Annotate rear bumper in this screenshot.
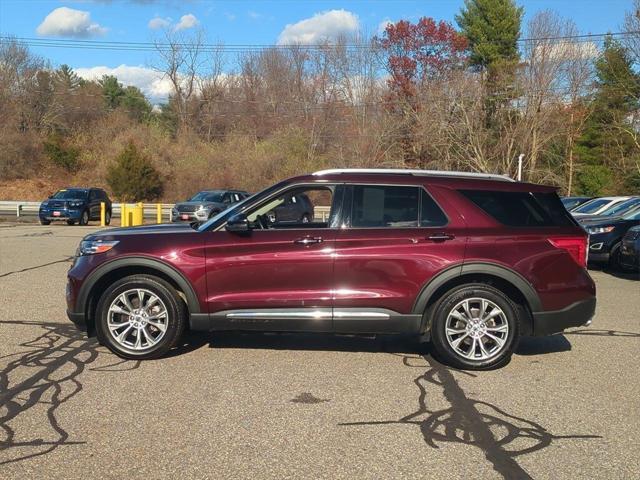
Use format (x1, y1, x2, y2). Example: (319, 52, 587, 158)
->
(532, 296, 596, 336)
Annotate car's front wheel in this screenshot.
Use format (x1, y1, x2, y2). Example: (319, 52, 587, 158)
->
(39, 218, 51, 225)
(430, 284, 519, 370)
(95, 275, 186, 360)
(79, 210, 89, 226)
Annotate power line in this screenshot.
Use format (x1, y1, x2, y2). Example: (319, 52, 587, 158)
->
(1, 30, 638, 53)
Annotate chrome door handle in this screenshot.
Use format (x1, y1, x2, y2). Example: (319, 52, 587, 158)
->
(427, 233, 455, 242)
(294, 236, 323, 245)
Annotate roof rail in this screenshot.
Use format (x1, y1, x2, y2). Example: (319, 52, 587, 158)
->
(312, 168, 515, 182)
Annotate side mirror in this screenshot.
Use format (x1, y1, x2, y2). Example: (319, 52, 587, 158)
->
(226, 213, 251, 233)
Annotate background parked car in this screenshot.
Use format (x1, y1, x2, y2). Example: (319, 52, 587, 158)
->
(172, 190, 250, 223)
(570, 196, 630, 217)
(580, 206, 640, 268)
(39, 188, 112, 226)
(266, 192, 314, 224)
(620, 225, 640, 271)
(573, 196, 640, 222)
(561, 196, 592, 211)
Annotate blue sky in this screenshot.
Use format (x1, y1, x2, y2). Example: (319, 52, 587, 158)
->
(0, 0, 633, 101)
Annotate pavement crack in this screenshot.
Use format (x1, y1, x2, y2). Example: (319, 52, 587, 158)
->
(0, 257, 73, 279)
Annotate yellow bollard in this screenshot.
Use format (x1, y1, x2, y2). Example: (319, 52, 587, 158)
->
(132, 202, 144, 226)
(100, 202, 106, 227)
(121, 204, 128, 227)
(157, 203, 162, 224)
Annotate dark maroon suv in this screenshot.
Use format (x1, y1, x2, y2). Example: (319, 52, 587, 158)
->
(66, 169, 596, 369)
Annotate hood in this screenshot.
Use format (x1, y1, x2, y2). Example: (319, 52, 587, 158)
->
(86, 223, 195, 240)
(579, 216, 626, 228)
(175, 201, 226, 208)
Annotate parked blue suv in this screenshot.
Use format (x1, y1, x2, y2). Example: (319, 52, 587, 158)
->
(39, 188, 112, 226)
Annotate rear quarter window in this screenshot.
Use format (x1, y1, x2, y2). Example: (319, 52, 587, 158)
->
(460, 190, 576, 227)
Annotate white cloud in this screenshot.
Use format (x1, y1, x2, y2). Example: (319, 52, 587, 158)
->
(533, 41, 599, 62)
(248, 11, 261, 20)
(75, 65, 173, 102)
(36, 7, 108, 38)
(148, 16, 171, 30)
(174, 13, 199, 31)
(277, 9, 359, 45)
(377, 19, 393, 35)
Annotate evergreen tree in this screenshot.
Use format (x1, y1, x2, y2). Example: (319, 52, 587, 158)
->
(107, 141, 163, 201)
(576, 36, 640, 194)
(53, 64, 81, 91)
(455, 0, 523, 72)
(99, 75, 125, 109)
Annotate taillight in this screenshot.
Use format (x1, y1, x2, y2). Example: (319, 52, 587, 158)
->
(548, 236, 588, 268)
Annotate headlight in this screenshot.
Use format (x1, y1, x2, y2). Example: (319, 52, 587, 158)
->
(587, 226, 615, 234)
(77, 240, 119, 256)
(69, 201, 84, 208)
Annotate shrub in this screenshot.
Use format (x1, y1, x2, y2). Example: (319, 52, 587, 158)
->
(575, 165, 612, 196)
(107, 141, 163, 201)
(43, 134, 80, 172)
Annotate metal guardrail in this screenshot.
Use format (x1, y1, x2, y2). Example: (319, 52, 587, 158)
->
(0, 200, 332, 223)
(0, 201, 174, 220)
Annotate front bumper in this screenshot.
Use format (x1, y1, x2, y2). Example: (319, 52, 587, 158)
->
(66, 309, 87, 330)
(532, 296, 596, 336)
(40, 208, 83, 220)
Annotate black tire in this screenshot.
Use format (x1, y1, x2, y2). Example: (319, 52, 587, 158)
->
(95, 274, 186, 360)
(301, 214, 311, 223)
(39, 218, 51, 225)
(79, 210, 89, 226)
(429, 283, 520, 370)
(105, 210, 112, 226)
(67, 219, 76, 226)
(608, 242, 622, 271)
(208, 209, 220, 219)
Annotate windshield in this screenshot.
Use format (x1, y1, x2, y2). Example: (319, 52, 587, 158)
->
(600, 198, 640, 216)
(189, 191, 224, 203)
(50, 189, 88, 200)
(623, 206, 640, 220)
(572, 198, 612, 214)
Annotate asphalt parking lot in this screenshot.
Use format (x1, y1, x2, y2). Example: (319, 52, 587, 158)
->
(1, 223, 639, 479)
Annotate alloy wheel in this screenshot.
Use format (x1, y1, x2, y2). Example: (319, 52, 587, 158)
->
(106, 288, 168, 351)
(444, 297, 509, 361)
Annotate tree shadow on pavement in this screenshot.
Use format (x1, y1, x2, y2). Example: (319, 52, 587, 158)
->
(340, 351, 601, 480)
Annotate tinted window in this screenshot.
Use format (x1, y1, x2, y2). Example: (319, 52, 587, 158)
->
(460, 190, 575, 227)
(351, 185, 419, 228)
(421, 191, 448, 227)
(601, 198, 640, 216)
(190, 191, 224, 202)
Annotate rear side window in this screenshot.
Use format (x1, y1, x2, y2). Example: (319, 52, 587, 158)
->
(460, 190, 575, 227)
(350, 185, 447, 228)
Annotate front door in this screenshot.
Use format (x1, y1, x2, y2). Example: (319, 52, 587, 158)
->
(332, 183, 467, 333)
(203, 183, 342, 332)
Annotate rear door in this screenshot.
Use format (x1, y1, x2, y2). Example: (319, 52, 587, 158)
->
(332, 183, 467, 333)
(88, 189, 100, 219)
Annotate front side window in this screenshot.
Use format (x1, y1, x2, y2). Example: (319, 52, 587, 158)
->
(246, 186, 335, 229)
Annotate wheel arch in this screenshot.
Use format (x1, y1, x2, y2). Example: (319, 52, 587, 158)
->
(78, 257, 200, 329)
(413, 262, 541, 336)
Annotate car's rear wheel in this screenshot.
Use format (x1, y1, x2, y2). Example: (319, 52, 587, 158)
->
(79, 210, 89, 226)
(301, 214, 311, 223)
(39, 218, 51, 225)
(430, 284, 519, 370)
(105, 210, 112, 226)
(95, 275, 186, 360)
